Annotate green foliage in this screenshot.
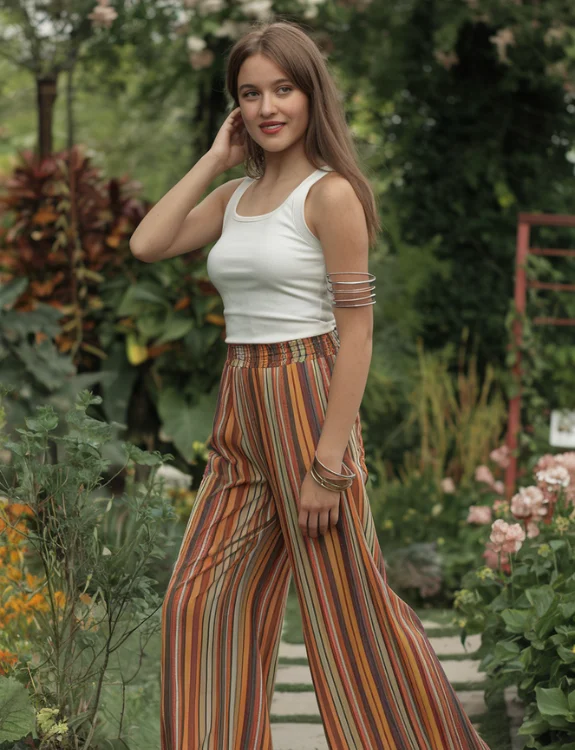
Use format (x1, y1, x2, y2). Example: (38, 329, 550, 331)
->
(0, 147, 226, 469)
(454, 490, 575, 750)
(0, 390, 179, 749)
(0, 677, 36, 744)
(332, 0, 575, 370)
(369, 452, 503, 605)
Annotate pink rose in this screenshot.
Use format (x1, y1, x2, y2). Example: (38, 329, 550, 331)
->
(536, 465, 570, 493)
(441, 477, 456, 494)
(490, 519, 509, 546)
(483, 540, 510, 572)
(501, 523, 526, 553)
(490, 444, 511, 469)
(475, 465, 495, 487)
(467, 505, 493, 525)
(510, 486, 545, 519)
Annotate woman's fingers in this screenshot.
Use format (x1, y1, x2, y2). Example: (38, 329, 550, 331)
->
(301, 508, 339, 538)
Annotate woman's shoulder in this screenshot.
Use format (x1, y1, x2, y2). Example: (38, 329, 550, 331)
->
(306, 170, 357, 233)
(217, 175, 251, 212)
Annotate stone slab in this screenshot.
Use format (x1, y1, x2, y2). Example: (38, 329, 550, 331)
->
(455, 689, 487, 716)
(429, 634, 481, 655)
(440, 659, 486, 684)
(504, 685, 526, 750)
(272, 691, 320, 716)
(276, 659, 485, 687)
(279, 642, 308, 659)
(271, 723, 328, 750)
(276, 664, 313, 685)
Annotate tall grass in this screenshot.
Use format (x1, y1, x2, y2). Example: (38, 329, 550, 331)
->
(406, 330, 506, 485)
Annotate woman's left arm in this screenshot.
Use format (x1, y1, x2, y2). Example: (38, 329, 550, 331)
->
(311, 174, 374, 472)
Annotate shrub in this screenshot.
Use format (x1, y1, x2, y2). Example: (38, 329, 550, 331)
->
(454, 453, 575, 750)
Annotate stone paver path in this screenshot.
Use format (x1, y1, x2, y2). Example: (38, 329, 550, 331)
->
(271, 612, 524, 750)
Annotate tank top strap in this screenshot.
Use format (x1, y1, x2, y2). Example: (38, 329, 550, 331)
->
(291, 165, 334, 246)
(223, 176, 254, 228)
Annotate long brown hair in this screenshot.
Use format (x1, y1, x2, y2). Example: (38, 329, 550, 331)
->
(225, 20, 381, 247)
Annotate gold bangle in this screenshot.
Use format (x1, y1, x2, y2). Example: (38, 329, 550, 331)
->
(313, 454, 355, 480)
(310, 464, 353, 492)
(310, 470, 344, 493)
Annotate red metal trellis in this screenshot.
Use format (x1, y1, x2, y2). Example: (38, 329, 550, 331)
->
(505, 212, 575, 497)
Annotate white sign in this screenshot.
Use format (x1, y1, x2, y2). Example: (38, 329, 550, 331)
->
(550, 409, 575, 448)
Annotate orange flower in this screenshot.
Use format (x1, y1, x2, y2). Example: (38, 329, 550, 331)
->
(54, 591, 66, 609)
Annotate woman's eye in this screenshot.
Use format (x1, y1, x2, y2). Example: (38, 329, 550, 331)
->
(243, 86, 292, 98)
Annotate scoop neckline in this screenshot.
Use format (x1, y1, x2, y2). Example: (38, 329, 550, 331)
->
(233, 166, 326, 222)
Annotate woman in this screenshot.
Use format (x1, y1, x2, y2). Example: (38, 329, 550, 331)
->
(130, 20, 490, 750)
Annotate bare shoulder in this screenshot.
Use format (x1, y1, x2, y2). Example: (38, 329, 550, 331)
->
(306, 171, 361, 238)
(218, 176, 248, 208)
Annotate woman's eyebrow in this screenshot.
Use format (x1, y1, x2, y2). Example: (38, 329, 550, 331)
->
(239, 77, 292, 91)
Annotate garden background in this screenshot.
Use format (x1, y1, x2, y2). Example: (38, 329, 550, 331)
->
(1, 0, 575, 748)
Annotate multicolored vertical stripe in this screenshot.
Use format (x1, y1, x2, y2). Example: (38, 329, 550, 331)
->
(160, 328, 490, 749)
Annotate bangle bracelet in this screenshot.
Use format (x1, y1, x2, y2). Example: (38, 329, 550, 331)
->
(314, 454, 355, 480)
(310, 464, 353, 492)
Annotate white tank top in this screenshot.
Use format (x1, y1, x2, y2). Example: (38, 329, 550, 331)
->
(206, 166, 337, 344)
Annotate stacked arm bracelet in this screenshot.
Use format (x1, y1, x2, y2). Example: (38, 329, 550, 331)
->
(326, 271, 376, 308)
(310, 454, 355, 492)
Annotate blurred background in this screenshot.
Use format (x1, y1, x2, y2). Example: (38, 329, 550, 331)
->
(1, 1, 574, 749)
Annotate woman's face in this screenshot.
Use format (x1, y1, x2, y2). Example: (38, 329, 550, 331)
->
(237, 53, 309, 154)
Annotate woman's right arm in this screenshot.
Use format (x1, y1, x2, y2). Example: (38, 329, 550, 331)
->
(130, 107, 247, 263)
(129, 152, 226, 263)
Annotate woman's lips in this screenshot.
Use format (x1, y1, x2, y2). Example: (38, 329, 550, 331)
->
(260, 123, 285, 134)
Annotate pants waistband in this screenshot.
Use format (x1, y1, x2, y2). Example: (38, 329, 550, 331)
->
(225, 328, 340, 368)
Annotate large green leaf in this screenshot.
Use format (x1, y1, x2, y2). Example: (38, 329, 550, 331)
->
(154, 315, 194, 345)
(526, 586, 556, 618)
(0, 677, 36, 743)
(157, 386, 219, 461)
(502, 609, 531, 634)
(0, 278, 28, 309)
(536, 686, 569, 717)
(117, 282, 170, 316)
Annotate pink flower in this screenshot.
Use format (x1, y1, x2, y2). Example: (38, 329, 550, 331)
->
(483, 541, 510, 572)
(489, 519, 525, 554)
(536, 465, 570, 493)
(490, 444, 510, 469)
(88, 0, 118, 29)
(510, 486, 546, 519)
(501, 524, 526, 553)
(467, 505, 493, 525)
(441, 477, 456, 494)
(493, 499, 509, 515)
(493, 480, 505, 495)
(526, 521, 540, 538)
(535, 453, 575, 505)
(475, 465, 495, 487)
(490, 519, 509, 546)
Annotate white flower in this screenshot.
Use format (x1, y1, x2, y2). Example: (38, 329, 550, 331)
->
(213, 18, 249, 39)
(187, 35, 207, 52)
(157, 464, 192, 490)
(536, 465, 570, 490)
(199, 0, 225, 14)
(510, 485, 547, 519)
(88, 0, 118, 29)
(240, 0, 273, 18)
(189, 49, 215, 70)
(440, 477, 456, 494)
(303, 5, 319, 17)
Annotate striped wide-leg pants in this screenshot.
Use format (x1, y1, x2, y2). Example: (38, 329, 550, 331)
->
(160, 329, 490, 750)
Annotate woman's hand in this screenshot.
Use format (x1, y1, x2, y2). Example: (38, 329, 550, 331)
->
(297, 470, 341, 538)
(208, 106, 248, 172)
